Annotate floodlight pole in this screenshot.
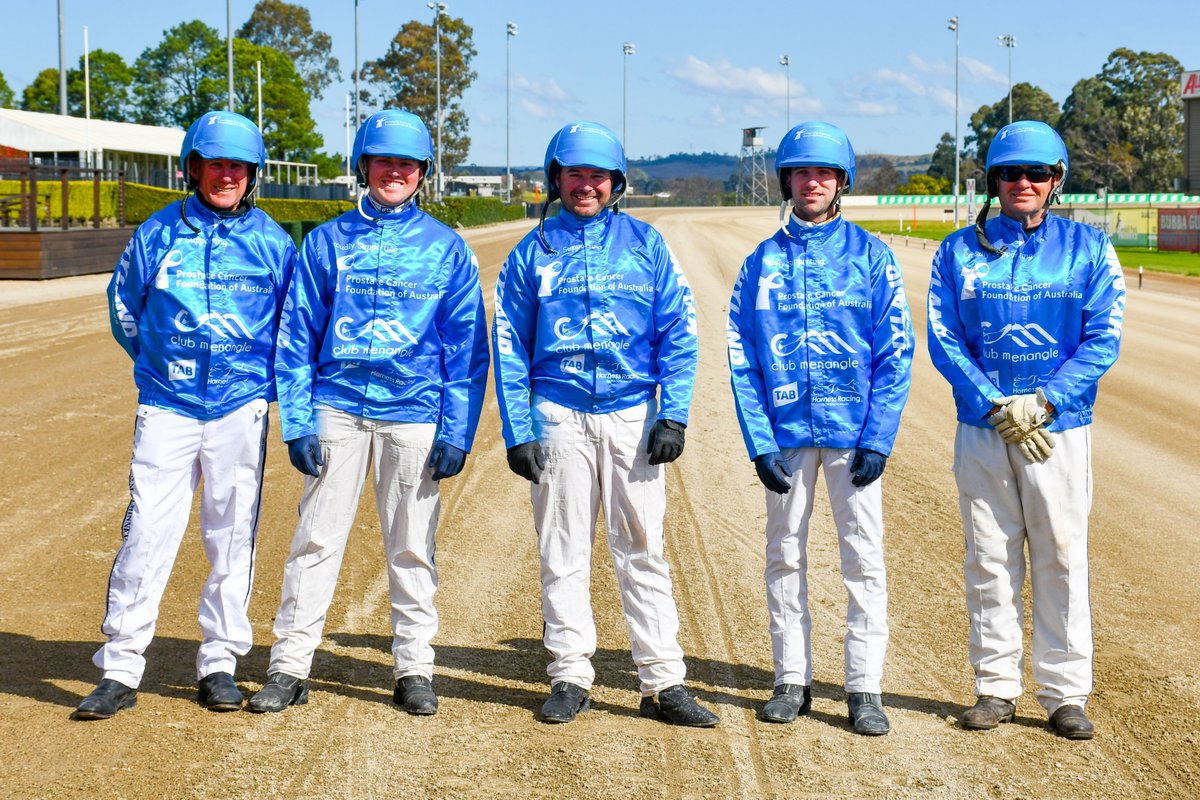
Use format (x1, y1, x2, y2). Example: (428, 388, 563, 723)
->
(354, 0, 360, 129)
(949, 16, 960, 227)
(779, 55, 790, 130)
(428, 2, 447, 202)
(998, 34, 1016, 124)
(227, 0, 234, 111)
(57, 0, 67, 115)
(623, 42, 635, 149)
(506, 22, 518, 203)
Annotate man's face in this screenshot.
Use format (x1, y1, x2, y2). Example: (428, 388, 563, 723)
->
(190, 157, 250, 211)
(558, 166, 613, 218)
(995, 164, 1060, 224)
(366, 156, 423, 207)
(788, 167, 844, 224)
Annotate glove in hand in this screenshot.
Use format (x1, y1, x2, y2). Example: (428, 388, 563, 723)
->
(754, 451, 793, 494)
(426, 441, 466, 481)
(647, 419, 686, 465)
(850, 448, 887, 487)
(988, 389, 1050, 444)
(507, 441, 546, 484)
(286, 434, 324, 477)
(1016, 427, 1056, 463)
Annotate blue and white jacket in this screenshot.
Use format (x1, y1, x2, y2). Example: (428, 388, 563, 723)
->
(928, 212, 1126, 431)
(275, 201, 489, 451)
(108, 194, 295, 421)
(728, 214, 914, 459)
(493, 208, 698, 448)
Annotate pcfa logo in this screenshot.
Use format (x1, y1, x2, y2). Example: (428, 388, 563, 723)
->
(535, 260, 563, 297)
(153, 250, 186, 289)
(756, 270, 784, 310)
(959, 258, 990, 300)
(770, 330, 856, 357)
(174, 310, 253, 338)
(168, 359, 196, 381)
(981, 321, 1057, 348)
(334, 316, 419, 344)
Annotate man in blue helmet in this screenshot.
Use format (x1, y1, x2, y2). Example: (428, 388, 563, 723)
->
(726, 121, 913, 735)
(493, 121, 718, 727)
(75, 112, 295, 720)
(248, 109, 488, 716)
(928, 120, 1126, 740)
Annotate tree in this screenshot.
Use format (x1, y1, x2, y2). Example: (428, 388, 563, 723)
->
(966, 82, 1060, 163)
(0, 69, 13, 108)
(132, 20, 224, 128)
(928, 131, 983, 189)
(238, 0, 340, 99)
(21, 68, 60, 113)
(1058, 76, 1135, 192)
(1098, 48, 1183, 191)
(855, 157, 901, 195)
(897, 174, 950, 195)
(67, 50, 133, 121)
(363, 16, 478, 172)
(198, 38, 322, 162)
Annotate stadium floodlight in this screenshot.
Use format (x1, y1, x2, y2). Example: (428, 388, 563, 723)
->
(998, 34, 1017, 124)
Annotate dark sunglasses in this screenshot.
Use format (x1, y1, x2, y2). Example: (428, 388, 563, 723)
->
(995, 165, 1057, 183)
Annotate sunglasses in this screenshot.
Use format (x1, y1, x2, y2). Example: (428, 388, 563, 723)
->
(995, 165, 1057, 183)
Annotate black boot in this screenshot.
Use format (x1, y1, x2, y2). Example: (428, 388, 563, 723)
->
(73, 678, 137, 720)
(247, 673, 309, 713)
(761, 683, 811, 723)
(540, 681, 590, 723)
(197, 672, 243, 712)
(393, 675, 438, 716)
(644, 685, 720, 728)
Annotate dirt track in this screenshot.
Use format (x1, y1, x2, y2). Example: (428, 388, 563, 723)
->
(1, 207, 1197, 800)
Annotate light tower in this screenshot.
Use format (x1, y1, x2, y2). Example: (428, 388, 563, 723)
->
(736, 127, 770, 206)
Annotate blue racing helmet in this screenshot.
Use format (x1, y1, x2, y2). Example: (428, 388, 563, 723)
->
(774, 121, 856, 200)
(352, 109, 434, 188)
(543, 122, 627, 204)
(985, 120, 1068, 196)
(181, 111, 266, 191)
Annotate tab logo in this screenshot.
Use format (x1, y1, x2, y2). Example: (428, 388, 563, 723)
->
(560, 354, 585, 374)
(772, 381, 799, 407)
(168, 359, 196, 381)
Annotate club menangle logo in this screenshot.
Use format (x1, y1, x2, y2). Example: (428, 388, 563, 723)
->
(174, 310, 253, 338)
(769, 330, 856, 357)
(981, 321, 1058, 348)
(334, 316, 419, 344)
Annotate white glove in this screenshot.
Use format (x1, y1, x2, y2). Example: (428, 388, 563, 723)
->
(1016, 426, 1055, 463)
(987, 389, 1050, 444)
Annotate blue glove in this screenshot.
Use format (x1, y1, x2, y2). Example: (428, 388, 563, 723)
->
(754, 451, 792, 494)
(507, 441, 546, 484)
(850, 448, 887, 487)
(426, 441, 466, 481)
(647, 419, 686, 465)
(286, 434, 324, 477)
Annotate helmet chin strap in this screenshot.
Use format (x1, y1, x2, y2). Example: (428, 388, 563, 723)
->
(975, 168, 1063, 256)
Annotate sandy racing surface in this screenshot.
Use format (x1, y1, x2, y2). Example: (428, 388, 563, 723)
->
(1, 207, 1197, 799)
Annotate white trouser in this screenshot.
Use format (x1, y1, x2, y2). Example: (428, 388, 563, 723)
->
(954, 423, 1093, 714)
(269, 407, 440, 681)
(764, 447, 888, 693)
(95, 400, 268, 688)
(530, 396, 686, 696)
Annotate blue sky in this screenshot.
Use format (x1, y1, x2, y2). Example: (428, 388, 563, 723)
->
(4, 1, 1196, 167)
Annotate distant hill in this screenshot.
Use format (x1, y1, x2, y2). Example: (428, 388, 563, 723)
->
(462, 151, 932, 184)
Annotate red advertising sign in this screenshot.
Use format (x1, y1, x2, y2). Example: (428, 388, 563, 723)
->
(1158, 209, 1200, 252)
(1183, 71, 1200, 100)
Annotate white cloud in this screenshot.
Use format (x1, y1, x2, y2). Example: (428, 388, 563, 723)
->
(850, 101, 898, 117)
(519, 97, 560, 120)
(671, 55, 799, 100)
(513, 74, 574, 103)
(961, 56, 1007, 85)
(908, 54, 950, 76)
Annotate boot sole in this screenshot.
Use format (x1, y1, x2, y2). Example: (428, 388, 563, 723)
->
(72, 696, 137, 720)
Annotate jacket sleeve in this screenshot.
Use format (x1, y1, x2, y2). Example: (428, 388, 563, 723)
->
(651, 238, 698, 425)
(858, 247, 914, 455)
(492, 244, 539, 448)
(435, 244, 490, 452)
(1041, 235, 1126, 415)
(927, 240, 999, 421)
(727, 255, 778, 459)
(107, 230, 151, 362)
(274, 232, 331, 441)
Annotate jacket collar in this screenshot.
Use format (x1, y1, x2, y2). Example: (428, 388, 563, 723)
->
(783, 212, 844, 244)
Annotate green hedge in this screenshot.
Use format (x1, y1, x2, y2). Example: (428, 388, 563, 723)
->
(422, 196, 525, 228)
(1, 179, 523, 231)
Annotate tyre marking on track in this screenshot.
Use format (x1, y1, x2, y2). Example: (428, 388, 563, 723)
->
(666, 463, 771, 800)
